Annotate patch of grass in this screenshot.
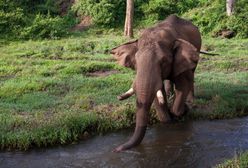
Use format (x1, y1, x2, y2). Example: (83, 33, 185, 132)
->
(216, 151, 248, 168)
(188, 72, 248, 120)
(198, 38, 248, 72)
(0, 33, 247, 150)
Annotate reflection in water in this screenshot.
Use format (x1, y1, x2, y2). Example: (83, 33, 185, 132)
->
(1, 118, 248, 168)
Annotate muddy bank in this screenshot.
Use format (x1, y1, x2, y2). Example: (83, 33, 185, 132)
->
(1, 117, 248, 168)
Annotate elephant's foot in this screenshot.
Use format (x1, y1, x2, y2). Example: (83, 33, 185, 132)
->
(185, 101, 194, 110)
(156, 109, 172, 123)
(185, 98, 194, 109)
(186, 87, 195, 109)
(169, 104, 189, 121)
(158, 115, 172, 123)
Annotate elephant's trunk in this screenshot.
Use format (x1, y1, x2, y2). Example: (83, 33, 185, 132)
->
(113, 99, 152, 152)
(113, 124, 146, 152)
(113, 63, 162, 152)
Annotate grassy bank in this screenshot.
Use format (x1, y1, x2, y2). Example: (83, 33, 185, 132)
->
(0, 33, 247, 150)
(216, 152, 248, 168)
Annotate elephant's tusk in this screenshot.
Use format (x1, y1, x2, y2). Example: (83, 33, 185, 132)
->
(125, 88, 134, 95)
(118, 88, 135, 100)
(156, 90, 165, 104)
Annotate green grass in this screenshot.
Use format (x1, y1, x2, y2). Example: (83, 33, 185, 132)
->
(216, 152, 248, 168)
(0, 33, 248, 150)
(187, 38, 248, 120)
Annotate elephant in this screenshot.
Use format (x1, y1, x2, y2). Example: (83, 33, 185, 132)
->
(110, 15, 201, 152)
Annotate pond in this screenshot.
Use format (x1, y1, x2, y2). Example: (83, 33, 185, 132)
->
(1, 117, 248, 168)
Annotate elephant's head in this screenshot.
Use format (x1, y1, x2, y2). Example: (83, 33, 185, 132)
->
(111, 30, 199, 152)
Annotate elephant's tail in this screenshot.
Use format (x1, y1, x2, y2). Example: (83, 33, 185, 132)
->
(199, 51, 219, 56)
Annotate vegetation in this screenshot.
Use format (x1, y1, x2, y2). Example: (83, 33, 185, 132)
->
(0, 1, 247, 163)
(0, 0, 77, 40)
(72, 0, 248, 38)
(0, 32, 247, 150)
(187, 38, 248, 120)
(71, 0, 202, 27)
(216, 151, 248, 168)
(1, 0, 248, 40)
(184, 0, 248, 38)
(0, 34, 133, 150)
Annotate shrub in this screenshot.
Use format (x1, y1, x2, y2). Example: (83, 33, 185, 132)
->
(20, 14, 67, 39)
(0, 0, 77, 40)
(20, 11, 78, 40)
(141, 0, 194, 20)
(0, 8, 25, 36)
(72, 0, 125, 27)
(0, 0, 27, 38)
(138, 0, 205, 26)
(72, 0, 203, 27)
(183, 0, 248, 38)
(2, 0, 60, 15)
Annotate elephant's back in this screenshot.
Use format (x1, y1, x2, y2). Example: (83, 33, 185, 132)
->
(139, 15, 201, 51)
(164, 15, 202, 51)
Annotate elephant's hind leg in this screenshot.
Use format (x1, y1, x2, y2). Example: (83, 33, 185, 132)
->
(164, 80, 175, 107)
(186, 71, 195, 108)
(164, 80, 174, 99)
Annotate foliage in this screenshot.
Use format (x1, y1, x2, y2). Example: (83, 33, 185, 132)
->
(216, 151, 248, 168)
(72, 0, 203, 27)
(139, 0, 203, 26)
(184, 0, 248, 38)
(1, 0, 248, 39)
(0, 1, 27, 38)
(0, 0, 76, 40)
(0, 34, 248, 150)
(20, 13, 76, 40)
(71, 0, 248, 38)
(72, 0, 126, 27)
(0, 0, 60, 15)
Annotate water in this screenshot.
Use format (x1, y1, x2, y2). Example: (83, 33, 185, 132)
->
(1, 117, 248, 168)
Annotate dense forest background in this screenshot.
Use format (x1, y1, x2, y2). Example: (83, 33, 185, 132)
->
(0, 0, 247, 40)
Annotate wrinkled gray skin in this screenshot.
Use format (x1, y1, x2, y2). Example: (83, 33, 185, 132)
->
(110, 15, 201, 152)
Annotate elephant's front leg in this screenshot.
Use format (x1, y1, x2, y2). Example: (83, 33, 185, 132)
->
(153, 86, 171, 122)
(171, 70, 193, 117)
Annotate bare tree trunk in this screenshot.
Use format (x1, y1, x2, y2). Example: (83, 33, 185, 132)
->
(124, 0, 134, 38)
(226, 0, 235, 16)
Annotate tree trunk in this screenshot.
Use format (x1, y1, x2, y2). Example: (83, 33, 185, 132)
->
(226, 0, 235, 16)
(124, 0, 134, 38)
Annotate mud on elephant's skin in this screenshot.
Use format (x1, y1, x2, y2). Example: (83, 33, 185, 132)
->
(110, 15, 201, 152)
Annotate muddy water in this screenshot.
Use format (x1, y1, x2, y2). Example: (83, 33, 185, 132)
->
(1, 117, 248, 168)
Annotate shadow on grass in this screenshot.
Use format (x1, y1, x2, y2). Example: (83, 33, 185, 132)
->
(189, 72, 248, 120)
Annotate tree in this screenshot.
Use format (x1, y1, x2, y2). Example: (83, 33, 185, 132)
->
(124, 0, 134, 38)
(226, 0, 235, 16)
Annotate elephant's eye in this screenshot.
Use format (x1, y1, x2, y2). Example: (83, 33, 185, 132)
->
(119, 51, 125, 56)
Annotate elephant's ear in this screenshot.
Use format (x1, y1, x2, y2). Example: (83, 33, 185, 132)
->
(110, 40, 138, 70)
(172, 39, 199, 77)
